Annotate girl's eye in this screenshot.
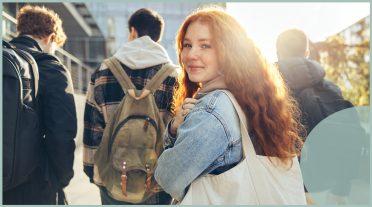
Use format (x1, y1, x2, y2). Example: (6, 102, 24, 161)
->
(201, 44, 211, 49)
(183, 43, 192, 48)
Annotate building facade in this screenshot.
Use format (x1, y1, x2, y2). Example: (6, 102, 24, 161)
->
(86, 2, 225, 63)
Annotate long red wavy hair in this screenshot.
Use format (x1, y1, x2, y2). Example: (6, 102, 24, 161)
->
(173, 8, 303, 164)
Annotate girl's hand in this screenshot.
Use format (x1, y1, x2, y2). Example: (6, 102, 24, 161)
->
(169, 98, 197, 136)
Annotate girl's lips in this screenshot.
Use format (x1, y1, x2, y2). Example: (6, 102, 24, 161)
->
(187, 66, 204, 72)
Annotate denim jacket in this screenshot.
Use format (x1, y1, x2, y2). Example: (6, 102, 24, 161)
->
(154, 90, 243, 201)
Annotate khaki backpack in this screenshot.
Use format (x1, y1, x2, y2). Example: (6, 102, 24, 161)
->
(94, 57, 175, 203)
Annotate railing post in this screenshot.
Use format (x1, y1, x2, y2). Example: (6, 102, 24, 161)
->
(86, 68, 91, 93)
(66, 56, 72, 72)
(78, 64, 83, 93)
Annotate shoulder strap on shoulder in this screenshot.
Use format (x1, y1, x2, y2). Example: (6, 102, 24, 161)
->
(7, 42, 39, 97)
(145, 63, 175, 92)
(220, 90, 254, 158)
(3, 40, 12, 49)
(104, 57, 135, 92)
(24, 51, 39, 97)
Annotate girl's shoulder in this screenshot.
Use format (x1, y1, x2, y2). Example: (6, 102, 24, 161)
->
(194, 90, 238, 122)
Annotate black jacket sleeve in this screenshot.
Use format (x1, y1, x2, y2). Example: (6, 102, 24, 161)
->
(38, 57, 77, 188)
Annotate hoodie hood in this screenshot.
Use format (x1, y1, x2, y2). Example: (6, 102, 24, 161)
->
(113, 36, 171, 69)
(278, 57, 325, 92)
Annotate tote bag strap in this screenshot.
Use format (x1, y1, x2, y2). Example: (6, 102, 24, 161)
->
(220, 90, 256, 158)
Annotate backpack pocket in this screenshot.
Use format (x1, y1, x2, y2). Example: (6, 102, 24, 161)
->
(109, 115, 158, 152)
(108, 115, 159, 202)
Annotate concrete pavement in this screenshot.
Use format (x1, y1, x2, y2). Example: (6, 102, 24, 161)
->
(64, 94, 101, 205)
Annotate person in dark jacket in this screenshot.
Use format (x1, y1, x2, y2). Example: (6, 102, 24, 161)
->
(3, 5, 77, 204)
(276, 28, 357, 204)
(276, 28, 350, 136)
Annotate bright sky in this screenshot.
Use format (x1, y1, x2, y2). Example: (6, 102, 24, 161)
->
(226, 3, 370, 63)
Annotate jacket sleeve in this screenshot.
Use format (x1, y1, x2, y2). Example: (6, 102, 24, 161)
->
(161, 72, 178, 125)
(38, 59, 77, 188)
(163, 121, 178, 149)
(154, 110, 229, 201)
(83, 70, 105, 183)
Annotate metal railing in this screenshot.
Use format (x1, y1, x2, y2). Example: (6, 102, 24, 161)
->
(2, 11, 93, 94)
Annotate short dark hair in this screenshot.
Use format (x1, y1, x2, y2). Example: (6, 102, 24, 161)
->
(128, 8, 164, 42)
(276, 28, 308, 59)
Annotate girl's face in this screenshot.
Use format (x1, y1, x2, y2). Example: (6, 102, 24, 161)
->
(181, 20, 220, 85)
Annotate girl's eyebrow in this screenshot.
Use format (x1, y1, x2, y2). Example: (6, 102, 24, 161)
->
(183, 37, 211, 42)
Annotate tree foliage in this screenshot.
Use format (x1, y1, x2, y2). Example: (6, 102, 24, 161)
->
(313, 17, 370, 106)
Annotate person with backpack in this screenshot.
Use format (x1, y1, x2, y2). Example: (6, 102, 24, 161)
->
(154, 8, 306, 204)
(276, 28, 354, 136)
(275, 28, 356, 204)
(3, 5, 77, 204)
(83, 8, 177, 205)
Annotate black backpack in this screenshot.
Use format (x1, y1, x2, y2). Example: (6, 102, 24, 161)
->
(296, 79, 354, 135)
(2, 40, 43, 191)
(297, 80, 366, 194)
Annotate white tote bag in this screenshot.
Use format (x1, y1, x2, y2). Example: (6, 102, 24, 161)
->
(180, 90, 306, 205)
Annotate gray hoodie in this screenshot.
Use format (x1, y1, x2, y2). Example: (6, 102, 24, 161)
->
(113, 36, 172, 69)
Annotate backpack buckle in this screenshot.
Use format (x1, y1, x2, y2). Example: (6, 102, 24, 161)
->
(145, 164, 151, 191)
(121, 161, 127, 196)
(143, 117, 150, 131)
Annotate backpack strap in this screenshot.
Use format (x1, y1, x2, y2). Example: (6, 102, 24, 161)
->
(104, 57, 175, 100)
(16, 49, 39, 97)
(4, 41, 39, 97)
(3, 40, 12, 49)
(144, 63, 175, 93)
(104, 57, 136, 91)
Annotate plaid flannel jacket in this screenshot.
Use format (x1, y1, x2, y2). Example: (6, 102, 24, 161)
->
(83, 61, 177, 182)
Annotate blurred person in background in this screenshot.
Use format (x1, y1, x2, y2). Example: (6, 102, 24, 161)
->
(276, 28, 359, 204)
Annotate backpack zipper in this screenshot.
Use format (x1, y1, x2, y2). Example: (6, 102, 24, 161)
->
(108, 115, 158, 154)
(121, 161, 127, 196)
